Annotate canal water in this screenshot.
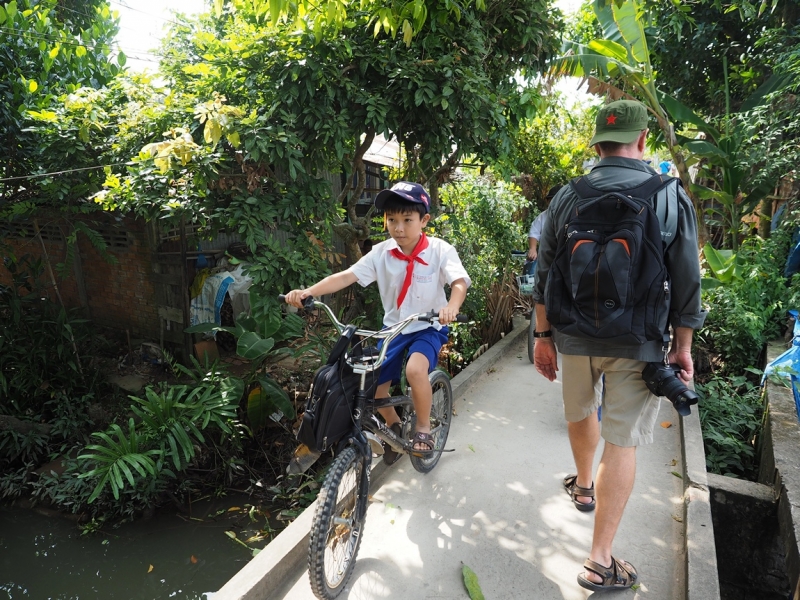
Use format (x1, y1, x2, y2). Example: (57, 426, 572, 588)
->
(0, 496, 270, 600)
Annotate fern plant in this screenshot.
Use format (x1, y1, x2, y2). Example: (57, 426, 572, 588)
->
(78, 419, 164, 502)
(77, 381, 240, 503)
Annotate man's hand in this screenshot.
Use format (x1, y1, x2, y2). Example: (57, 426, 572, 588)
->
(668, 349, 694, 384)
(534, 338, 558, 381)
(527, 248, 538, 261)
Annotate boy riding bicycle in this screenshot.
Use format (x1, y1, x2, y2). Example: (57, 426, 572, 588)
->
(285, 181, 470, 463)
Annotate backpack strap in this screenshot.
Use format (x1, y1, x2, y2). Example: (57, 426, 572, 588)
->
(569, 173, 681, 250)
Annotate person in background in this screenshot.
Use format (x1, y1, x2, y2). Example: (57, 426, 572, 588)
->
(527, 185, 562, 263)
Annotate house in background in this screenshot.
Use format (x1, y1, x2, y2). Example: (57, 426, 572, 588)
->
(0, 136, 403, 359)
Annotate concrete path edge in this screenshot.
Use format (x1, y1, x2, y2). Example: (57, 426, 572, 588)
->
(680, 408, 721, 599)
(212, 322, 528, 600)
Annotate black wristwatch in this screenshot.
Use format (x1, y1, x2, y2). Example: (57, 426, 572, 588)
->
(533, 330, 552, 338)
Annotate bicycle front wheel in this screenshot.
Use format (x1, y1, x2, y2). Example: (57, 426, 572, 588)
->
(410, 370, 453, 474)
(308, 447, 369, 599)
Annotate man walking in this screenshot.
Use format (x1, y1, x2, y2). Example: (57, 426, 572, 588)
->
(532, 99, 706, 591)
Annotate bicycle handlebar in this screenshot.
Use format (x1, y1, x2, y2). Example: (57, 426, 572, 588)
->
(278, 294, 467, 370)
(278, 294, 467, 330)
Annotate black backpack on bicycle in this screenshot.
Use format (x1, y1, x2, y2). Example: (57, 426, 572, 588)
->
(297, 326, 380, 453)
(544, 173, 680, 347)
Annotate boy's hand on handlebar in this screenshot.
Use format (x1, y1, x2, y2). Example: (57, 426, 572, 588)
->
(285, 289, 311, 308)
(438, 304, 460, 325)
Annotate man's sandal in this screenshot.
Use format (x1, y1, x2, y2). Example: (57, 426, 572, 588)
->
(382, 423, 403, 465)
(577, 557, 638, 592)
(563, 474, 596, 512)
(410, 431, 435, 456)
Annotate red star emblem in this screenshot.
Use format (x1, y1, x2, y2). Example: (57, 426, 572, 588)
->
(606, 114, 618, 125)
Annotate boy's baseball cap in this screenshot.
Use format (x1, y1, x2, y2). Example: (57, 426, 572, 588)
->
(589, 100, 649, 146)
(375, 181, 430, 214)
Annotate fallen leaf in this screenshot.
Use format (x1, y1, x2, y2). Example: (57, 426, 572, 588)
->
(390, 519, 395, 525)
(227, 506, 241, 512)
(147, 564, 154, 573)
(672, 515, 683, 523)
(670, 459, 677, 466)
(190, 555, 198, 564)
(671, 471, 682, 478)
(462, 563, 486, 600)
(660, 421, 672, 428)
(468, 444, 475, 452)
(225, 530, 237, 539)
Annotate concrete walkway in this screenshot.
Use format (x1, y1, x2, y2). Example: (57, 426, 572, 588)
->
(214, 321, 718, 600)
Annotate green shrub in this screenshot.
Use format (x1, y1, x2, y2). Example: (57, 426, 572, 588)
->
(436, 174, 529, 359)
(696, 373, 764, 479)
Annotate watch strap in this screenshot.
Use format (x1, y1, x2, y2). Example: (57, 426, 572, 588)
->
(533, 330, 552, 338)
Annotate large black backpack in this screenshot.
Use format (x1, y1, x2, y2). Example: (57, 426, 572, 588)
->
(296, 326, 380, 453)
(544, 173, 680, 347)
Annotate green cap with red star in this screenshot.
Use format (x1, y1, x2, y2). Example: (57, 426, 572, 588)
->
(589, 100, 649, 146)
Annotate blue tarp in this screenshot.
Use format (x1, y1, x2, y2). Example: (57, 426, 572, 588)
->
(762, 309, 800, 421)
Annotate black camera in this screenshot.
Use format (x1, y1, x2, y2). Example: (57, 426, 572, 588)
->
(641, 362, 699, 416)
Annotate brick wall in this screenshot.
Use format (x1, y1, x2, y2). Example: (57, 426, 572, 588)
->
(1, 214, 162, 341)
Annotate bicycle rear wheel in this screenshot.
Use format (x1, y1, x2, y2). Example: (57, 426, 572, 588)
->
(308, 447, 369, 599)
(410, 370, 453, 474)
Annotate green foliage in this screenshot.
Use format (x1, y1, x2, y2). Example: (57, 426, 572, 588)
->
(0, 0, 121, 217)
(701, 243, 744, 288)
(698, 232, 793, 375)
(496, 95, 595, 204)
(437, 174, 528, 328)
(0, 254, 100, 474)
(185, 307, 304, 429)
(696, 373, 764, 479)
(661, 73, 790, 251)
(77, 381, 239, 505)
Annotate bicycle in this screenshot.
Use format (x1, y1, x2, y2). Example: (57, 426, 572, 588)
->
(511, 250, 537, 364)
(279, 295, 465, 600)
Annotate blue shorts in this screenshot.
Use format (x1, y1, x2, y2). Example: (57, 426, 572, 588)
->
(376, 326, 449, 386)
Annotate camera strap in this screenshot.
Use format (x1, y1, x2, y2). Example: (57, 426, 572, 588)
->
(662, 333, 671, 366)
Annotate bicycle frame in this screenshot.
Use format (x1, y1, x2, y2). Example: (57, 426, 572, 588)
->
(307, 299, 440, 457)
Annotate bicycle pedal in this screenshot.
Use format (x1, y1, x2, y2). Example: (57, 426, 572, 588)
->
(365, 432, 384, 455)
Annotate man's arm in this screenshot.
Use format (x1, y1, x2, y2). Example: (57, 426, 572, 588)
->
(533, 303, 558, 381)
(668, 326, 695, 383)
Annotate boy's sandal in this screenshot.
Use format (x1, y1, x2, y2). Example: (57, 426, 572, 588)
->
(577, 557, 638, 592)
(563, 474, 596, 512)
(410, 431, 436, 455)
(382, 423, 403, 465)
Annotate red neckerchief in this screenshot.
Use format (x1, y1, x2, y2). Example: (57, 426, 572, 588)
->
(389, 232, 429, 308)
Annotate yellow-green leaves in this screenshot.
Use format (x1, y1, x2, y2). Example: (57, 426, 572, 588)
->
(194, 92, 244, 149)
(462, 564, 486, 600)
(141, 128, 200, 173)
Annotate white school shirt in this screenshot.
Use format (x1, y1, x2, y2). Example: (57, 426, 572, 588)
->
(528, 210, 548, 240)
(347, 236, 471, 334)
